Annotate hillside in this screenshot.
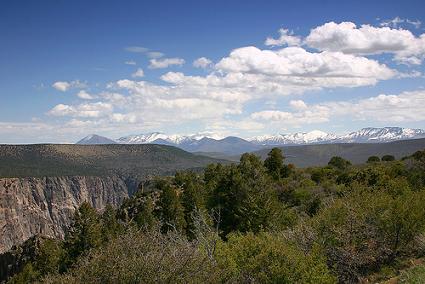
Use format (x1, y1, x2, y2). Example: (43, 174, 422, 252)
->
(252, 138, 425, 167)
(0, 144, 226, 178)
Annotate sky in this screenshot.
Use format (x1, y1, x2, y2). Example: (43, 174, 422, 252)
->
(1, 0, 425, 143)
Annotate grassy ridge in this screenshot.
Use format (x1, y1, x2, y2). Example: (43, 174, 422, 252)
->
(0, 144, 226, 178)
(252, 138, 425, 167)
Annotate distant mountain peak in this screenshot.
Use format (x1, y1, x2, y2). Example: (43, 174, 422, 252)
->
(76, 134, 117, 145)
(340, 127, 425, 143)
(76, 127, 425, 154)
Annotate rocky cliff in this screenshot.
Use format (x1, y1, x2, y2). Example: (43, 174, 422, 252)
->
(0, 175, 139, 253)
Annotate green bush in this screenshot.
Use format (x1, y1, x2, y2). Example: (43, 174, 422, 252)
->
(216, 232, 336, 283)
(42, 228, 225, 284)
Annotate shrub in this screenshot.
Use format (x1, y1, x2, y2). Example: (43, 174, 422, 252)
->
(367, 156, 380, 163)
(382, 155, 395, 162)
(42, 228, 225, 284)
(216, 232, 336, 283)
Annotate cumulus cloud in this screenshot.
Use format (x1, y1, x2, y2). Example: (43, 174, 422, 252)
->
(216, 46, 396, 85)
(52, 80, 86, 92)
(193, 57, 212, 68)
(125, 60, 136, 65)
(149, 57, 185, 69)
(265, 28, 302, 46)
(131, 68, 145, 78)
(77, 90, 95, 100)
(305, 21, 425, 64)
(252, 90, 425, 126)
(48, 102, 113, 118)
(52, 81, 70, 92)
(38, 21, 425, 139)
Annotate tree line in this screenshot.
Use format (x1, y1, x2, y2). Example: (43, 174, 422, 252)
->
(5, 148, 425, 283)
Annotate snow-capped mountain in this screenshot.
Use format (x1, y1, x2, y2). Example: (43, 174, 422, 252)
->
(249, 130, 337, 145)
(116, 132, 223, 145)
(249, 127, 425, 145)
(76, 127, 425, 155)
(338, 127, 425, 143)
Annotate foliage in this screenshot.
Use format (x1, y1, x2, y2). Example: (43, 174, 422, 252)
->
(328, 156, 352, 170)
(367, 155, 380, 163)
(62, 202, 103, 269)
(154, 178, 186, 233)
(5, 147, 425, 284)
(382, 154, 396, 161)
(216, 232, 336, 283)
(309, 189, 425, 282)
(399, 264, 425, 284)
(264, 148, 292, 180)
(42, 228, 225, 284)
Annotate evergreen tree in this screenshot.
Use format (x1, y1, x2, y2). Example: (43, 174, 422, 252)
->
(101, 204, 123, 243)
(155, 179, 186, 233)
(175, 171, 205, 239)
(63, 202, 102, 269)
(134, 195, 157, 230)
(264, 148, 286, 180)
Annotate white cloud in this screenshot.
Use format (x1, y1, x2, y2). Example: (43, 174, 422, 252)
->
(125, 60, 136, 65)
(125, 46, 164, 59)
(125, 46, 148, 53)
(193, 57, 212, 68)
(52, 81, 70, 92)
(131, 68, 145, 78)
(48, 102, 113, 118)
(265, 28, 302, 46)
(216, 46, 396, 87)
(35, 21, 425, 140)
(52, 80, 86, 92)
(380, 17, 421, 29)
(406, 19, 422, 29)
(289, 100, 307, 110)
(77, 90, 95, 100)
(147, 51, 164, 59)
(251, 90, 425, 126)
(149, 57, 185, 69)
(305, 21, 425, 64)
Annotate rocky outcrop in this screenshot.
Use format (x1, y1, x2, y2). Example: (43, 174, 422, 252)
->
(0, 176, 139, 253)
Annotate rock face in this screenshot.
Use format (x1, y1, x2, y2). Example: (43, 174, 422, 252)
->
(0, 176, 139, 253)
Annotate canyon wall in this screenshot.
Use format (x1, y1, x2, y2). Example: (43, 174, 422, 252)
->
(0, 176, 139, 253)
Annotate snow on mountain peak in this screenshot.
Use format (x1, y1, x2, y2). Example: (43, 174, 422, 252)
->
(116, 132, 223, 145)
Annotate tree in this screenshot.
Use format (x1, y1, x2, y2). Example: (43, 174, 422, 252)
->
(382, 154, 395, 162)
(101, 205, 123, 242)
(328, 156, 351, 170)
(155, 179, 186, 233)
(367, 156, 380, 163)
(34, 239, 63, 276)
(412, 150, 425, 169)
(264, 148, 287, 180)
(63, 202, 102, 269)
(208, 155, 285, 236)
(134, 196, 157, 230)
(175, 171, 206, 239)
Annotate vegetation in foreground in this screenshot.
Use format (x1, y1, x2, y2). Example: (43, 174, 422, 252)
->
(3, 148, 425, 283)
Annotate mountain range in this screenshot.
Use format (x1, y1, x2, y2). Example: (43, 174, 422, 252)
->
(77, 127, 425, 155)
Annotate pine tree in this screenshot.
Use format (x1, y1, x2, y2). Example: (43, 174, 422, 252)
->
(155, 179, 186, 233)
(62, 202, 102, 269)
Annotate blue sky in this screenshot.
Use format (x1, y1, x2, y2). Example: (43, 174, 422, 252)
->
(1, 0, 425, 143)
